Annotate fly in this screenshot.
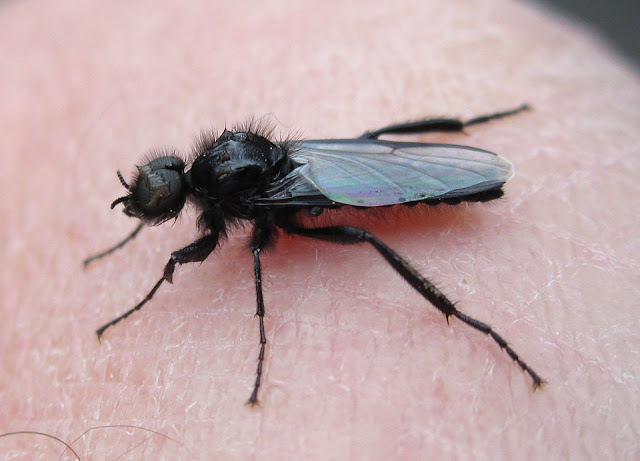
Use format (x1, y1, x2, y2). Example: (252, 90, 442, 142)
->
(84, 104, 545, 405)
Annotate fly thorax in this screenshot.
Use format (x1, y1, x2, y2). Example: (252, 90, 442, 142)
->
(189, 131, 288, 200)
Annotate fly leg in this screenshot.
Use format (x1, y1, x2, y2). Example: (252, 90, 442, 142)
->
(246, 247, 267, 406)
(287, 224, 545, 390)
(360, 104, 530, 139)
(83, 222, 144, 267)
(95, 232, 219, 340)
(84, 170, 146, 267)
(246, 220, 276, 406)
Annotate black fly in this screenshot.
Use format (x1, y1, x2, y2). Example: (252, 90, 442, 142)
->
(85, 104, 544, 405)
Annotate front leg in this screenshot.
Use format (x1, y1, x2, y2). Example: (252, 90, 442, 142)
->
(96, 232, 219, 339)
(83, 222, 145, 267)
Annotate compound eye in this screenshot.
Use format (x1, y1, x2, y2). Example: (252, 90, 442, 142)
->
(131, 155, 186, 222)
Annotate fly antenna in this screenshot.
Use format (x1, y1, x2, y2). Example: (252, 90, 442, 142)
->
(117, 170, 131, 190)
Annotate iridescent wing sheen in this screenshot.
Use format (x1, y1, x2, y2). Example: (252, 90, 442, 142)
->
(259, 139, 513, 207)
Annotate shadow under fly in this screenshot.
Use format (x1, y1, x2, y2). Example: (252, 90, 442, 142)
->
(85, 104, 545, 405)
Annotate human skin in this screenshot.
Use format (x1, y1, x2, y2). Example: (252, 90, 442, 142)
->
(1, 0, 639, 459)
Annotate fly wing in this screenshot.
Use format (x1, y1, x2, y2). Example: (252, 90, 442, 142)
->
(260, 139, 513, 207)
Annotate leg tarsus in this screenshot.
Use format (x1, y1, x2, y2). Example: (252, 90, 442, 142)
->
(96, 276, 165, 340)
(453, 311, 546, 390)
(465, 103, 531, 127)
(83, 222, 144, 267)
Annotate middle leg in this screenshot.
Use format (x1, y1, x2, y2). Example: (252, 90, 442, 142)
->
(246, 246, 267, 406)
(246, 218, 278, 406)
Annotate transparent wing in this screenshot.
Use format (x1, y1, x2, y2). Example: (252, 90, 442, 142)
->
(260, 139, 513, 207)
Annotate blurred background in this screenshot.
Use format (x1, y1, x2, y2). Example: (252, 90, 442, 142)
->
(532, 0, 639, 67)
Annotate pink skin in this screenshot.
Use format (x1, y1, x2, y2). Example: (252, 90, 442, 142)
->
(1, 0, 639, 459)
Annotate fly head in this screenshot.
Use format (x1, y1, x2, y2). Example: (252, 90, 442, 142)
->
(111, 154, 187, 225)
